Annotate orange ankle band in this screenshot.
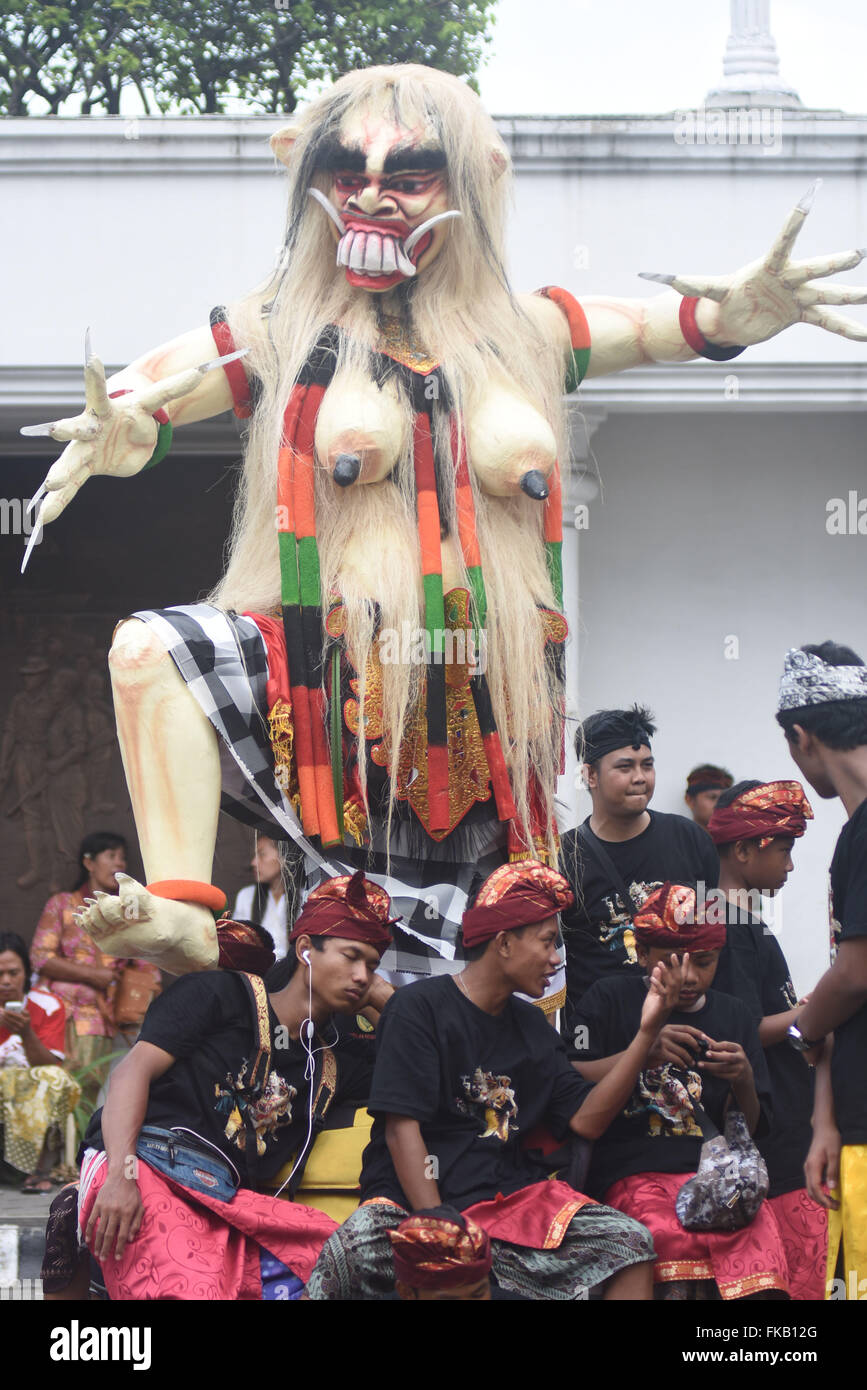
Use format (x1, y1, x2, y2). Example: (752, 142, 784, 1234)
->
(147, 879, 227, 916)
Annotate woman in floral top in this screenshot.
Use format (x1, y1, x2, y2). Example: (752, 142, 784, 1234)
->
(31, 831, 159, 1104)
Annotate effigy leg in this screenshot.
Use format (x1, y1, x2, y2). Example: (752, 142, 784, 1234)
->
(75, 619, 220, 972)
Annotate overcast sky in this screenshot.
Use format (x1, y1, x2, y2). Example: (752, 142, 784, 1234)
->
(476, 0, 867, 116)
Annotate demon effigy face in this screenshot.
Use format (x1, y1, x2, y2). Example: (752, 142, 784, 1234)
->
(309, 104, 461, 292)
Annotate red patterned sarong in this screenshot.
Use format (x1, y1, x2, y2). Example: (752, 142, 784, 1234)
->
(79, 1151, 338, 1301)
(605, 1171, 790, 1299)
(769, 1189, 827, 1301)
(463, 1179, 594, 1249)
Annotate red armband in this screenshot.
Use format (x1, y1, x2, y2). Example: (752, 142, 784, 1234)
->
(209, 307, 253, 419)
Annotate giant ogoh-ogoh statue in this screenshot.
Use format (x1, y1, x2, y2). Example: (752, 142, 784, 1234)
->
(23, 65, 867, 993)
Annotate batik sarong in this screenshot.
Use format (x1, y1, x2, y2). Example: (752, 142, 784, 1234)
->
(306, 1179, 654, 1300)
(768, 1189, 827, 1301)
(0, 1065, 80, 1174)
(605, 1171, 789, 1299)
(78, 1149, 337, 1300)
(826, 1144, 867, 1300)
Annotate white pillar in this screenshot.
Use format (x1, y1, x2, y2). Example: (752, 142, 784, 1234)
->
(705, 0, 802, 108)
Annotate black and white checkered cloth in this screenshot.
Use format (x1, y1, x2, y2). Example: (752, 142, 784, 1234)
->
(132, 604, 566, 1003)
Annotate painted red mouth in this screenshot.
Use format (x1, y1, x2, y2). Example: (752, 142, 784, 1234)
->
(337, 217, 435, 284)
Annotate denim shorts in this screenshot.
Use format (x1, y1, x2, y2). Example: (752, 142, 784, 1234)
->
(135, 1126, 240, 1202)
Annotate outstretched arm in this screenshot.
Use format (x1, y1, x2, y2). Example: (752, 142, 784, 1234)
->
(20, 326, 246, 569)
(536, 183, 867, 380)
(797, 938, 867, 1040)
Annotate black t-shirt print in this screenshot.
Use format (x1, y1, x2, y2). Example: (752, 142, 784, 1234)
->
(559, 811, 720, 1021)
(359, 975, 592, 1210)
(829, 797, 867, 1145)
(715, 913, 815, 1196)
(85, 970, 372, 1185)
(571, 975, 772, 1198)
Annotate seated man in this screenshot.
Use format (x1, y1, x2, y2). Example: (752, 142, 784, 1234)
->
(572, 882, 789, 1300)
(77, 871, 395, 1301)
(308, 860, 688, 1302)
(708, 778, 827, 1300)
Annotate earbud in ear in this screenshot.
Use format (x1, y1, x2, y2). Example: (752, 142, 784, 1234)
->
(302, 949, 311, 964)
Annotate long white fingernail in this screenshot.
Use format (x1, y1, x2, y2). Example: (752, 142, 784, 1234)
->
(638, 272, 676, 285)
(797, 179, 822, 212)
(20, 512, 45, 574)
(19, 423, 57, 437)
(26, 485, 47, 516)
(199, 348, 249, 374)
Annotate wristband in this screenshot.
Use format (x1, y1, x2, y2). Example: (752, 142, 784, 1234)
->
(108, 389, 173, 471)
(678, 296, 746, 362)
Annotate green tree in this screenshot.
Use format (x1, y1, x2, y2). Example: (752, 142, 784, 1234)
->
(0, 0, 498, 116)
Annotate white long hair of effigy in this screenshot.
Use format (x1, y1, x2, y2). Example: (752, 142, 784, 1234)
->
(209, 64, 570, 855)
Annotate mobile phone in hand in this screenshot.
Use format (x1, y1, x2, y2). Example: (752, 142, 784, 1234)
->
(4, 1001, 25, 1013)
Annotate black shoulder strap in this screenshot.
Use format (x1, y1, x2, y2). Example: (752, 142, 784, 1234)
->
(576, 824, 642, 918)
(236, 971, 271, 1092)
(234, 972, 272, 1186)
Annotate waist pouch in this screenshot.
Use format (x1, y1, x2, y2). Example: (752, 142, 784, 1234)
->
(135, 1126, 240, 1202)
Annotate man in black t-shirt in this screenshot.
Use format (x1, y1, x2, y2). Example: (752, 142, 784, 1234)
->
(78, 870, 396, 1301)
(776, 641, 867, 1299)
(560, 704, 719, 1025)
(572, 880, 790, 1300)
(308, 860, 689, 1302)
(707, 778, 827, 1301)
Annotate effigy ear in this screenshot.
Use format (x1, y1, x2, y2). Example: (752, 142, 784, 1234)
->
(489, 146, 508, 180)
(271, 124, 301, 168)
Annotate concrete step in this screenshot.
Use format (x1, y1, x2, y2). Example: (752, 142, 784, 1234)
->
(0, 1187, 50, 1297)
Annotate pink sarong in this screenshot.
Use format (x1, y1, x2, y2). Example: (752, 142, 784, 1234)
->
(605, 1170, 790, 1299)
(79, 1151, 338, 1301)
(768, 1189, 827, 1301)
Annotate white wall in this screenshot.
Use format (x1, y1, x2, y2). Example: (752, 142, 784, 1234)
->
(573, 408, 866, 994)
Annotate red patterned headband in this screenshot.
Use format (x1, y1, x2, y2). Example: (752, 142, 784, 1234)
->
(389, 1207, 492, 1291)
(461, 860, 574, 949)
(632, 882, 726, 951)
(708, 780, 813, 849)
(289, 870, 397, 954)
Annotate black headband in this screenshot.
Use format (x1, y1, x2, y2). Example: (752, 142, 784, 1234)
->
(581, 714, 654, 765)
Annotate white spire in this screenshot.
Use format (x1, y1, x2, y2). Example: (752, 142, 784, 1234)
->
(705, 0, 802, 109)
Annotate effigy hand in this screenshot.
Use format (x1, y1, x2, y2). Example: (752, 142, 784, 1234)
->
(641, 180, 867, 349)
(20, 335, 245, 571)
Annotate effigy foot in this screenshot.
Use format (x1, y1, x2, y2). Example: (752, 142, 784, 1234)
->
(75, 873, 218, 975)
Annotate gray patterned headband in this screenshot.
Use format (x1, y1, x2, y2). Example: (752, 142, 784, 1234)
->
(778, 647, 867, 712)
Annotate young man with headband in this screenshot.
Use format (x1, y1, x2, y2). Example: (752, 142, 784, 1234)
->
(684, 764, 734, 829)
(308, 859, 689, 1301)
(77, 870, 395, 1300)
(560, 705, 720, 1021)
(708, 779, 827, 1300)
(776, 641, 867, 1300)
(572, 882, 787, 1300)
